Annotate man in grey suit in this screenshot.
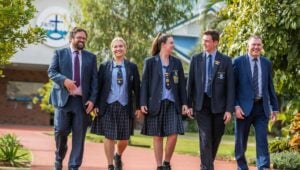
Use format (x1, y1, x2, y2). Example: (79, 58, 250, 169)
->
(187, 30, 234, 170)
(48, 27, 98, 170)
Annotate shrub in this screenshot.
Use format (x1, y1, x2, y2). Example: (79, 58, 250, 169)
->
(0, 134, 29, 167)
(269, 138, 290, 153)
(271, 151, 300, 170)
(289, 113, 300, 151)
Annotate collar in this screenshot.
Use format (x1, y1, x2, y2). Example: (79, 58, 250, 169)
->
(70, 45, 82, 54)
(205, 50, 217, 58)
(247, 53, 260, 61)
(112, 59, 125, 67)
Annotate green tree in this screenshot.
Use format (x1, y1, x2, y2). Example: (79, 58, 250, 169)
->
(215, 0, 300, 101)
(72, 0, 194, 70)
(207, 0, 300, 137)
(0, 0, 45, 75)
(35, 0, 195, 112)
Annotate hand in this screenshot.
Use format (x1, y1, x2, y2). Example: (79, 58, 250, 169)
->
(182, 105, 188, 115)
(186, 108, 194, 119)
(141, 106, 148, 114)
(223, 112, 232, 124)
(93, 107, 99, 116)
(270, 112, 277, 122)
(64, 78, 77, 92)
(135, 109, 143, 119)
(235, 106, 245, 119)
(85, 100, 94, 114)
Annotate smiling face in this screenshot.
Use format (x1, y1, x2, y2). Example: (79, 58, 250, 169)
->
(202, 34, 218, 53)
(247, 37, 263, 58)
(71, 31, 87, 50)
(161, 36, 174, 55)
(111, 40, 126, 59)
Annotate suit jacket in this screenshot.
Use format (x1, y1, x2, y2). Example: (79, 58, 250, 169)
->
(187, 51, 234, 113)
(48, 47, 98, 107)
(97, 59, 140, 118)
(140, 55, 187, 116)
(233, 55, 278, 117)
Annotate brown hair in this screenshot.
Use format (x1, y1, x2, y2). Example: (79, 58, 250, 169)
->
(151, 32, 172, 56)
(203, 30, 220, 41)
(69, 27, 88, 40)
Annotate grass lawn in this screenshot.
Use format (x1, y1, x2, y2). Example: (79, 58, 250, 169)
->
(85, 130, 263, 161)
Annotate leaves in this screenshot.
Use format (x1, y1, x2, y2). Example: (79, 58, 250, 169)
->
(0, 0, 45, 67)
(210, 0, 300, 103)
(71, 0, 194, 71)
(0, 134, 29, 167)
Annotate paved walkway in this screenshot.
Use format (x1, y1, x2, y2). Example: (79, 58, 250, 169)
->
(0, 125, 255, 170)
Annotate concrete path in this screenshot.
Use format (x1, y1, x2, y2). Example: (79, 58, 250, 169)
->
(0, 125, 255, 170)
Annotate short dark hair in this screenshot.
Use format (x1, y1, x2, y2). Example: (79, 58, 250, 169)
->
(69, 27, 88, 40)
(203, 30, 220, 41)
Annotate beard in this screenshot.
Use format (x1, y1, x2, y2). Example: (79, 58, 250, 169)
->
(76, 42, 85, 50)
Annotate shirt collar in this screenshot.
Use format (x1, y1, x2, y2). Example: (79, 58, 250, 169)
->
(112, 59, 125, 67)
(247, 53, 260, 61)
(205, 50, 217, 58)
(70, 45, 81, 54)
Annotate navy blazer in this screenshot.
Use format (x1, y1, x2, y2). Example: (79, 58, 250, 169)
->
(140, 55, 187, 116)
(96, 59, 140, 118)
(233, 55, 278, 117)
(48, 48, 98, 107)
(187, 51, 235, 113)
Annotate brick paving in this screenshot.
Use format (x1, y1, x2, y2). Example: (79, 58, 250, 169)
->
(0, 125, 256, 170)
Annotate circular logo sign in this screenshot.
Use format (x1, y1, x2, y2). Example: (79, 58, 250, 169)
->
(37, 7, 72, 48)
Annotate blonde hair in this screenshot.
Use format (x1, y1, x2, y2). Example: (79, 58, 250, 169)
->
(111, 37, 127, 49)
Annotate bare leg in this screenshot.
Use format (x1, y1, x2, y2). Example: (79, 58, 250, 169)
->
(153, 136, 164, 166)
(116, 140, 128, 156)
(104, 138, 115, 165)
(164, 134, 177, 162)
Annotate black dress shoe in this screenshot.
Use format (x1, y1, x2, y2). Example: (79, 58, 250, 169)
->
(163, 161, 171, 170)
(114, 153, 122, 170)
(54, 161, 62, 170)
(108, 164, 114, 170)
(157, 166, 164, 170)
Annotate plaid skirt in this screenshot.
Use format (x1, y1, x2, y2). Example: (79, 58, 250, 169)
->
(90, 102, 133, 140)
(141, 100, 184, 137)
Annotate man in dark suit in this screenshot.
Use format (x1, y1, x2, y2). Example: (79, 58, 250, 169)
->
(48, 27, 98, 170)
(233, 35, 278, 170)
(187, 30, 234, 170)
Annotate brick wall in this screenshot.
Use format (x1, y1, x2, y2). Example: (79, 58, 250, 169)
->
(0, 69, 51, 126)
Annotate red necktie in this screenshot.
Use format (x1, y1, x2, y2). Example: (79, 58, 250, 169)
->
(73, 51, 80, 87)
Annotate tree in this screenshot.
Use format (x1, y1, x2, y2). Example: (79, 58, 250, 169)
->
(215, 0, 300, 103)
(208, 0, 300, 141)
(71, 0, 194, 70)
(0, 0, 45, 75)
(35, 0, 195, 112)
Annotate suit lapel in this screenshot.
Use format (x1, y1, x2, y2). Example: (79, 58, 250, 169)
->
(107, 60, 113, 88)
(81, 50, 87, 83)
(155, 55, 163, 77)
(245, 54, 253, 86)
(260, 57, 266, 89)
(169, 56, 175, 86)
(124, 59, 131, 87)
(211, 51, 221, 81)
(66, 48, 73, 79)
(200, 53, 206, 85)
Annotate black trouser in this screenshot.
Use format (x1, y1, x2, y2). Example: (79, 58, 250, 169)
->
(195, 94, 225, 170)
